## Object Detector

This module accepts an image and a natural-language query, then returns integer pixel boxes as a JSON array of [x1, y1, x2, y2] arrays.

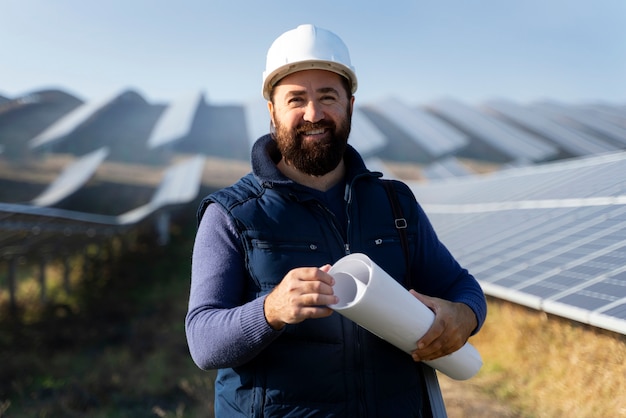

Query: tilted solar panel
[[410, 152, 626, 335], [427, 98, 560, 162], [484, 99, 619, 156], [368, 98, 469, 157]]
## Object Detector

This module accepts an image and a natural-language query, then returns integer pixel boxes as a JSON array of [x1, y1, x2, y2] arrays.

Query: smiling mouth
[[297, 121, 334, 138], [303, 128, 326, 136]]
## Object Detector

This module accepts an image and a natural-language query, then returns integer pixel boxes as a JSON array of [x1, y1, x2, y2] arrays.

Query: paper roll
[[328, 253, 482, 380]]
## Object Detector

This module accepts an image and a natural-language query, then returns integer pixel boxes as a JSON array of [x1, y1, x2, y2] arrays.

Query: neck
[[277, 159, 345, 192]]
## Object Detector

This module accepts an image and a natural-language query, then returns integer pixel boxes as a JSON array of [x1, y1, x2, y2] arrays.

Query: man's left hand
[[408, 290, 477, 362]]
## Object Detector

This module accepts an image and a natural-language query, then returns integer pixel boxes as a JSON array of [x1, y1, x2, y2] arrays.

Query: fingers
[[264, 266, 338, 330]]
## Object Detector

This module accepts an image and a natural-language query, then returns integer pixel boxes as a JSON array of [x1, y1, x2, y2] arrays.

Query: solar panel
[[409, 151, 626, 335], [530, 101, 626, 147], [427, 98, 560, 162], [576, 104, 626, 130], [31, 147, 109, 207], [368, 98, 469, 157], [243, 98, 269, 148], [421, 157, 471, 180], [348, 108, 388, 156], [29, 91, 123, 149], [147, 92, 203, 149], [118, 155, 205, 224], [364, 157, 397, 180], [484, 99, 619, 156]]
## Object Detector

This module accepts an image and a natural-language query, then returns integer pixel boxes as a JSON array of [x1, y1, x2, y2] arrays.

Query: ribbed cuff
[[240, 295, 284, 349]]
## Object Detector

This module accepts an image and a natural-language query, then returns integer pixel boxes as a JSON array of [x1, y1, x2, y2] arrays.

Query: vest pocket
[[247, 238, 331, 289], [252, 239, 320, 252]]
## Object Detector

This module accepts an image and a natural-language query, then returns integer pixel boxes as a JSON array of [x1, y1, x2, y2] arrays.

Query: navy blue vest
[[203, 141, 426, 416]]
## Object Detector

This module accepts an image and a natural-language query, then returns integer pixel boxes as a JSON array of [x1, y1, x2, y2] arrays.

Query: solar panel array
[[0, 155, 206, 256], [409, 152, 626, 335], [1, 87, 625, 335]]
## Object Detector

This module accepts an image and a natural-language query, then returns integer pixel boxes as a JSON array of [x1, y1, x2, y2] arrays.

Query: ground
[[440, 375, 522, 418]]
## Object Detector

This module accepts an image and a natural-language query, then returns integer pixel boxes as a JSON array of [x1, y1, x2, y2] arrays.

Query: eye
[[287, 96, 304, 105]]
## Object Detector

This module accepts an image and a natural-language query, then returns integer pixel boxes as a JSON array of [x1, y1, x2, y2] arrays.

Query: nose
[[303, 100, 324, 123]]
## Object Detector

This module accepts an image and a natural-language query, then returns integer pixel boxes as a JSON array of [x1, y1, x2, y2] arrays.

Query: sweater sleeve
[[412, 202, 487, 335], [185, 203, 283, 370]]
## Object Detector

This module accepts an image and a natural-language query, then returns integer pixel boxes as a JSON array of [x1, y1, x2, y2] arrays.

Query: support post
[[63, 255, 71, 293], [156, 211, 171, 246], [7, 257, 17, 317], [38, 256, 47, 303]]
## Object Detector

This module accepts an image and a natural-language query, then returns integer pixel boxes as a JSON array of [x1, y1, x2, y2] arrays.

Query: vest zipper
[[314, 202, 350, 257], [342, 171, 379, 257]]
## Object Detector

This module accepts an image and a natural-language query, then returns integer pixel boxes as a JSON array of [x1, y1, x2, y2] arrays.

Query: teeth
[[304, 129, 325, 135]]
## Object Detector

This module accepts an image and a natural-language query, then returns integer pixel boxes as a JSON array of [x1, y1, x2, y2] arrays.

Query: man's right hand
[[264, 265, 338, 330]]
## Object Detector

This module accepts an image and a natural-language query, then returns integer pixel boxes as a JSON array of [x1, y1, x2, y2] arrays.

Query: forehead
[[273, 69, 345, 95]]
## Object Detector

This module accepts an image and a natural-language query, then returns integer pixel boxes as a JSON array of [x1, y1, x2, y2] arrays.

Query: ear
[[267, 101, 275, 127]]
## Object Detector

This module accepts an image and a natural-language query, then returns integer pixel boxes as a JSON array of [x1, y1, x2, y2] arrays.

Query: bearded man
[[185, 24, 486, 417]]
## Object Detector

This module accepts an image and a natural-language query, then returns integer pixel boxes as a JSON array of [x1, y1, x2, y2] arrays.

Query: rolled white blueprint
[[328, 253, 482, 380]]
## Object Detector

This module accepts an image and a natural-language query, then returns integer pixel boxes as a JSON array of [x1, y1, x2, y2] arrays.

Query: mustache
[[295, 120, 335, 135]]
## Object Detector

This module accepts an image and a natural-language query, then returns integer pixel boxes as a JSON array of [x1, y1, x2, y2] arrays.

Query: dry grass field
[[445, 298, 626, 418]]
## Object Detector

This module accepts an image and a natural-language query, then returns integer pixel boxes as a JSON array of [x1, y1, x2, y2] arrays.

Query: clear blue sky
[[2, 0, 625, 105]]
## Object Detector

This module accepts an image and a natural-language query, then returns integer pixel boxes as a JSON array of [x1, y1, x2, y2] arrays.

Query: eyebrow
[[285, 87, 340, 97]]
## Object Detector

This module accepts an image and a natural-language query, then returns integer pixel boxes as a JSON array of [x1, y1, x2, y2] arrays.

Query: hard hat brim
[[262, 60, 358, 100]]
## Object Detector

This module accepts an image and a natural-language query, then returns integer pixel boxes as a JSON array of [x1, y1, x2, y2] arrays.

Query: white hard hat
[[262, 24, 358, 100]]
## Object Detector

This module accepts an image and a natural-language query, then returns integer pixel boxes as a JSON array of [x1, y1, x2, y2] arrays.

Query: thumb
[[319, 264, 332, 273], [410, 289, 436, 311]]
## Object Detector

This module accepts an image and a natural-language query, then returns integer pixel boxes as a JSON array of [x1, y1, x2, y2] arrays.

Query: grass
[[465, 298, 626, 417], [0, 217, 216, 417], [1, 213, 625, 417]]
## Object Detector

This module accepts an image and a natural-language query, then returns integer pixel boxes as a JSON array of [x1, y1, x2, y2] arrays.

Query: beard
[[272, 105, 352, 177]]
